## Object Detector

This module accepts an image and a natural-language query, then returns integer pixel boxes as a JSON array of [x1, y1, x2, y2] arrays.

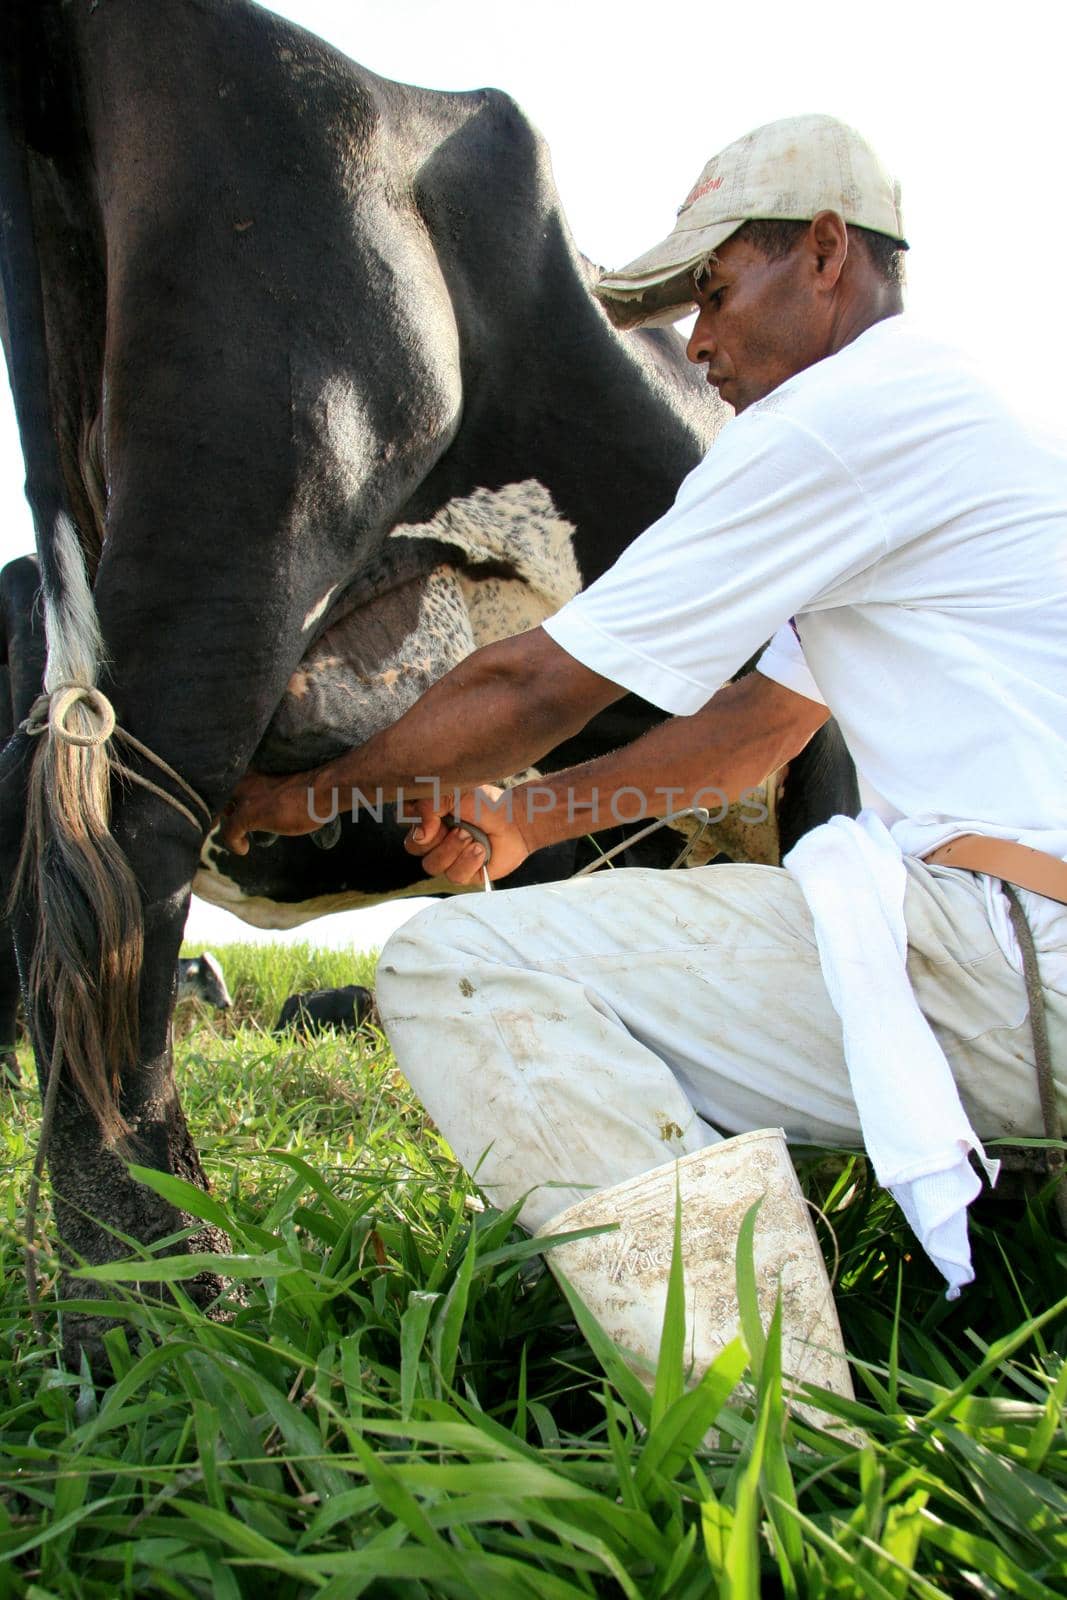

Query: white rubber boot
[[537, 1127, 854, 1418]]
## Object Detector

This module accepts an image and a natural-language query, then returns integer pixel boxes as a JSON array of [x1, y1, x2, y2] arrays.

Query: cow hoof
[[310, 817, 343, 850]]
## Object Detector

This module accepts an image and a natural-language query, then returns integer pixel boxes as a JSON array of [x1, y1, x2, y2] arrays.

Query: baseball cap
[[595, 113, 907, 330]]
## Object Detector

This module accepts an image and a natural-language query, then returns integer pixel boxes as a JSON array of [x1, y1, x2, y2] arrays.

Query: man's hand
[[405, 786, 534, 884], [218, 771, 326, 856]]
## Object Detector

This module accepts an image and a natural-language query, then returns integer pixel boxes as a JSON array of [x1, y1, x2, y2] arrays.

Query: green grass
[[1, 941, 1064, 1598]]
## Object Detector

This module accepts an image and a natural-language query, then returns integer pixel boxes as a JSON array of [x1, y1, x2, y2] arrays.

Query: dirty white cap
[[595, 113, 906, 330]]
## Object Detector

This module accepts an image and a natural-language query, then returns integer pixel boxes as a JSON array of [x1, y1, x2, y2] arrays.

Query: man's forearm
[[503, 672, 829, 852], [304, 627, 623, 810]]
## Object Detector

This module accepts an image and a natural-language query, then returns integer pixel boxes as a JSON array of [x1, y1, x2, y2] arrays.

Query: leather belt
[[923, 834, 1067, 906]]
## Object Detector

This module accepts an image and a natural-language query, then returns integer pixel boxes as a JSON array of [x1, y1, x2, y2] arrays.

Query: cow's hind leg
[[24, 442, 458, 1367], [0, 556, 47, 1085], [0, 934, 22, 1084], [5, 541, 235, 1369]]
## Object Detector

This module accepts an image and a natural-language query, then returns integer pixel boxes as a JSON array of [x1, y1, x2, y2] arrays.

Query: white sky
[[1, 0, 1062, 950]]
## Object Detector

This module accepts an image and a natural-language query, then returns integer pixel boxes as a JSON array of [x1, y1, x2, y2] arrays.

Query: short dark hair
[[731, 217, 907, 288]]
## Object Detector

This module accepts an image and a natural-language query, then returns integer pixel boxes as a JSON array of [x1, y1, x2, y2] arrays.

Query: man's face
[[685, 229, 832, 412]]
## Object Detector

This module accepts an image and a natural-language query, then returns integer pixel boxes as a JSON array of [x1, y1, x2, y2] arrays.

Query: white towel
[[784, 812, 999, 1297]]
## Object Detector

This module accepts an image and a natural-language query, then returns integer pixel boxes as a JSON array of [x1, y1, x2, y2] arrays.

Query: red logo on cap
[[682, 175, 723, 210]]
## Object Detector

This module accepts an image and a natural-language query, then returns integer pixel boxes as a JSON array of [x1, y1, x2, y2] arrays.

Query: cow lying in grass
[[273, 984, 376, 1038]]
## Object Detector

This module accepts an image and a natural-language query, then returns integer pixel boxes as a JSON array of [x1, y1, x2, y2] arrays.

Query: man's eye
[[693, 266, 725, 306]]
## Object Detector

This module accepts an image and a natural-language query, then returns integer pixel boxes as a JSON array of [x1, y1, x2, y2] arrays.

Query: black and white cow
[[177, 953, 233, 1011], [0, 0, 856, 1356]]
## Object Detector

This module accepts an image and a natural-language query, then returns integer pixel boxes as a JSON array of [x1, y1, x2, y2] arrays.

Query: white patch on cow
[[392, 480, 581, 645], [261, 482, 580, 764], [192, 858, 474, 928], [263, 564, 477, 757], [199, 834, 228, 876], [454, 568, 555, 648], [43, 512, 105, 692], [302, 584, 338, 634], [196, 824, 477, 928], [177, 949, 234, 1007], [199, 950, 234, 1007], [314, 375, 379, 498]]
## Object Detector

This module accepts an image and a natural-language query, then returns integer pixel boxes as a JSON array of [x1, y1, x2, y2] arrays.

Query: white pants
[[376, 861, 1066, 1232]]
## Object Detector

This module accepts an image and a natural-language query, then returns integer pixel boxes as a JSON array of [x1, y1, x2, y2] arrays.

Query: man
[[223, 114, 1066, 1372]]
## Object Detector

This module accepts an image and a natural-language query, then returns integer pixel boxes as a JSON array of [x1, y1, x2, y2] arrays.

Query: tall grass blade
[[74, 1252, 302, 1282], [701, 1492, 734, 1584], [125, 1163, 236, 1239], [734, 1197, 766, 1384], [923, 1294, 1067, 1422], [1025, 1357, 1067, 1474], [265, 1150, 353, 1226], [170, 1500, 316, 1580], [755, 1300, 802, 1599], [724, 1404, 764, 1600], [907, 1512, 1058, 1600], [637, 1338, 748, 1494], [768, 1500, 925, 1600], [433, 1222, 477, 1389], [880, 1489, 930, 1600], [400, 1289, 439, 1418], [651, 1172, 687, 1427]]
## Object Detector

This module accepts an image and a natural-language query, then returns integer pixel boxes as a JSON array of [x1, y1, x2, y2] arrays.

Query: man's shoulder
[[752, 315, 940, 418], [742, 314, 1006, 461]]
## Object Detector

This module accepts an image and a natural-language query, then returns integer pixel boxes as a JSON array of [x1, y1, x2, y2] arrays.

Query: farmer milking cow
[[225, 114, 1067, 1390], [1, 0, 860, 1359]]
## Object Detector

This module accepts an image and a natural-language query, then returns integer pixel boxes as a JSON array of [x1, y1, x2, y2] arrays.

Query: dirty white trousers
[[375, 860, 1067, 1233]]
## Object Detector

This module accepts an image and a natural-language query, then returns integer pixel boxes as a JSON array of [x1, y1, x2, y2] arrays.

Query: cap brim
[[594, 218, 745, 330]]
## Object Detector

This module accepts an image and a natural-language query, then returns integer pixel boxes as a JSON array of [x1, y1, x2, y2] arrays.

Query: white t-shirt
[[543, 314, 1067, 980]]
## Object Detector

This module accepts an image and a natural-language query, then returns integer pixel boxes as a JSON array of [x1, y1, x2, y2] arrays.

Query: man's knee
[[376, 897, 493, 1016], [377, 903, 450, 1004]]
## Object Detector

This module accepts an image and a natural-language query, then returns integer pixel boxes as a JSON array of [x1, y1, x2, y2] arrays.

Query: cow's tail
[[12, 517, 144, 1146], [2, 4, 142, 1146]]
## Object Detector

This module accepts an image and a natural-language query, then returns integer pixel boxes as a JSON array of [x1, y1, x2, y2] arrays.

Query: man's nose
[[686, 313, 716, 366]]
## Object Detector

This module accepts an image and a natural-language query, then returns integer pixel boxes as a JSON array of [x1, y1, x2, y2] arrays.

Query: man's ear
[[806, 210, 848, 288]]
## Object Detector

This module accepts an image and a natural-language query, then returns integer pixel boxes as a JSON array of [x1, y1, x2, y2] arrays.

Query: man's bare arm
[[522, 671, 829, 846], [219, 627, 623, 854], [412, 672, 830, 881]]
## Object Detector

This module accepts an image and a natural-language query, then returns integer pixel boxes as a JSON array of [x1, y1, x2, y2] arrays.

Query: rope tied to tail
[[21, 683, 212, 833], [22, 684, 115, 746], [17, 681, 213, 1339]]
